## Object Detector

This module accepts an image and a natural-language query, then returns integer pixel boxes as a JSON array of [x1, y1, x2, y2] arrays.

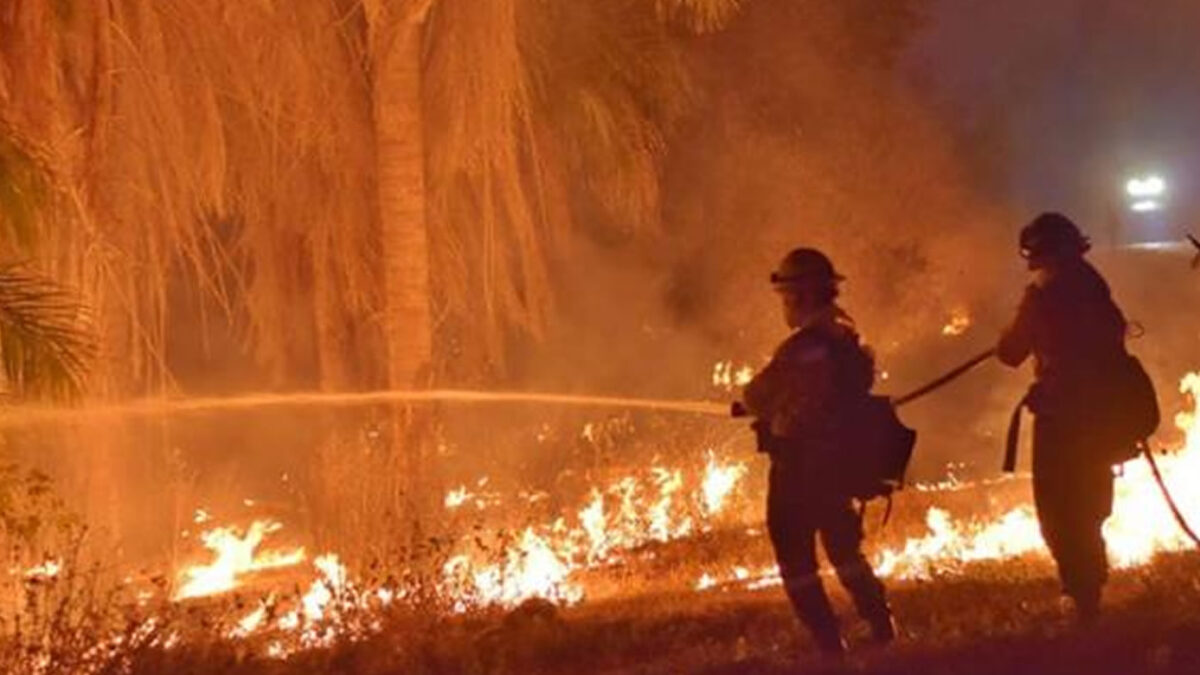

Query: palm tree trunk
[[372, 14, 433, 525]]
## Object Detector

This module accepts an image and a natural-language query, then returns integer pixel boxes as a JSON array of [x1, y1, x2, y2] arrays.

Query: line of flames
[[27, 371, 1200, 659]]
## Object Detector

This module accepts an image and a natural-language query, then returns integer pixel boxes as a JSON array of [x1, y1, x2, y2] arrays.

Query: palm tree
[[0, 120, 93, 402], [364, 0, 744, 384], [356, 0, 745, 518], [0, 0, 745, 544]]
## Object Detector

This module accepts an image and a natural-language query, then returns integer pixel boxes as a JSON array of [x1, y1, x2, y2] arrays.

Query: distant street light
[[1126, 174, 1166, 199]]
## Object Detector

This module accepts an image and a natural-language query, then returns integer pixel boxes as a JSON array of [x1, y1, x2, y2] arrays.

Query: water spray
[[0, 349, 1000, 428], [0, 389, 731, 427]]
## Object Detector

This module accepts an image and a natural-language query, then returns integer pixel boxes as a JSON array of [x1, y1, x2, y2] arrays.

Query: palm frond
[[655, 0, 744, 33], [0, 264, 94, 402], [0, 120, 52, 255]]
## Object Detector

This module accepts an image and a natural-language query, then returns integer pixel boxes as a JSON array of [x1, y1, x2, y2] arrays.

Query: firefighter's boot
[[840, 566, 896, 645], [1070, 587, 1101, 626], [785, 582, 845, 656]]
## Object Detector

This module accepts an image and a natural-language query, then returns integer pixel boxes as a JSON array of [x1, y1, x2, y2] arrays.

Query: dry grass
[[25, 550, 1180, 675]]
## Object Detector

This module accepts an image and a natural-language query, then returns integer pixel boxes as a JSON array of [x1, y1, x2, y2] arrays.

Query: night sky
[[909, 0, 1200, 242]]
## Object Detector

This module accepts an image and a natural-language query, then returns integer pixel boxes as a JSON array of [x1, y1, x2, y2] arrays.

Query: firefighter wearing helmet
[[738, 248, 896, 656], [998, 212, 1131, 622]]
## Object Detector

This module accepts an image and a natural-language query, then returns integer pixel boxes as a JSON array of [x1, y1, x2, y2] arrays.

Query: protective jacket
[[742, 306, 874, 456], [998, 259, 1127, 417]]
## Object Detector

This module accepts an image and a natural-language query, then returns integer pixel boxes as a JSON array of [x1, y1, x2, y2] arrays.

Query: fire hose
[[734, 346, 1200, 547], [1140, 442, 1200, 547], [890, 348, 997, 408], [883, 348, 1200, 549], [727, 347, 997, 419]]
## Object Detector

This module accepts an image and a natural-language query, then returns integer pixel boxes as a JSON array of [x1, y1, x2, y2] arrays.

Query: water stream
[[0, 389, 733, 427]]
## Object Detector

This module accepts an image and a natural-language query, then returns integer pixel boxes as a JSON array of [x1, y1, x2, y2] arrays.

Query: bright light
[[1126, 175, 1166, 199], [1130, 200, 1162, 213]]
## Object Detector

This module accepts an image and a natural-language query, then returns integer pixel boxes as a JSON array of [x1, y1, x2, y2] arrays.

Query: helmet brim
[[769, 271, 846, 285]]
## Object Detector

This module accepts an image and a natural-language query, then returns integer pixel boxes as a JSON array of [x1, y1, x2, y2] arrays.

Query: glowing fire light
[[696, 371, 1200, 592], [941, 310, 972, 336], [175, 520, 306, 600], [171, 373, 1200, 660], [712, 361, 755, 391], [649, 467, 692, 541], [230, 600, 271, 638], [700, 450, 747, 515], [444, 486, 471, 509], [22, 559, 62, 580]]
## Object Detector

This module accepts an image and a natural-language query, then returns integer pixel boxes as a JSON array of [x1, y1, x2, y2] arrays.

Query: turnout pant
[[1032, 416, 1115, 605], [766, 461, 891, 647]]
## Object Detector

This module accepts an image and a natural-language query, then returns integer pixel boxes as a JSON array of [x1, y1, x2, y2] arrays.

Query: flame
[[173, 375, 1200, 656], [41, 369, 1200, 668], [649, 467, 691, 541], [201, 452, 749, 633], [700, 450, 747, 515], [941, 310, 972, 336], [443, 528, 582, 610], [168, 372, 1200, 661], [890, 376, 1200, 575], [278, 554, 348, 631], [435, 454, 746, 609], [21, 559, 62, 580], [874, 506, 1043, 579], [697, 371, 1200, 593], [175, 520, 306, 600], [712, 361, 755, 390], [1101, 371, 1200, 566], [444, 486, 471, 509], [230, 600, 270, 638]]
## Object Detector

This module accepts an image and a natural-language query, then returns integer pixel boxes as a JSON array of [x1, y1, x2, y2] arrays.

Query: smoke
[[501, 0, 1020, 480], [511, 0, 1200, 481]]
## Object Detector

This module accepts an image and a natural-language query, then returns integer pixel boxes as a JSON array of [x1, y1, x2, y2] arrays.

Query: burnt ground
[[139, 549, 1200, 674]]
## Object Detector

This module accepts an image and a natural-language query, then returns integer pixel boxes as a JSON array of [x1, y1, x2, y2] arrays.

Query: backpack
[[838, 395, 917, 500], [1003, 352, 1159, 471], [822, 330, 916, 500], [1091, 352, 1159, 464]]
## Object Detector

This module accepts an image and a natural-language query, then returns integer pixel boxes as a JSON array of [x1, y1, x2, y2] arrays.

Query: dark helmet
[[770, 248, 845, 288], [1019, 212, 1091, 262]]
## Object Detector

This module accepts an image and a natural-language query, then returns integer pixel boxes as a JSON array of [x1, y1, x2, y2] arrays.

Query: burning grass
[[1, 371, 1199, 672]]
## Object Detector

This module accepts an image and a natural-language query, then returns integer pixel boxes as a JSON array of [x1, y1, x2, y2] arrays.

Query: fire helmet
[[770, 248, 845, 288], [1019, 212, 1091, 262]]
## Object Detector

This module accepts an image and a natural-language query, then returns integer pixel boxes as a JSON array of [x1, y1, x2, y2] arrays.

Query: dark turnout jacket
[[742, 306, 874, 452], [997, 259, 1127, 415]]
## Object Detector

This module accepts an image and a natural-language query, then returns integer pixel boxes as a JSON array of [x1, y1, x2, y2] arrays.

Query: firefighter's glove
[[750, 419, 779, 455]]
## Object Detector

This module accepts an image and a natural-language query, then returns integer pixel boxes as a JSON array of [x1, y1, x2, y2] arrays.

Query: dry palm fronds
[[0, 264, 94, 402]]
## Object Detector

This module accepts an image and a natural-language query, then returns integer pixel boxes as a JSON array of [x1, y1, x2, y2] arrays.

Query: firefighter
[[997, 212, 1128, 622], [738, 248, 895, 655]]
